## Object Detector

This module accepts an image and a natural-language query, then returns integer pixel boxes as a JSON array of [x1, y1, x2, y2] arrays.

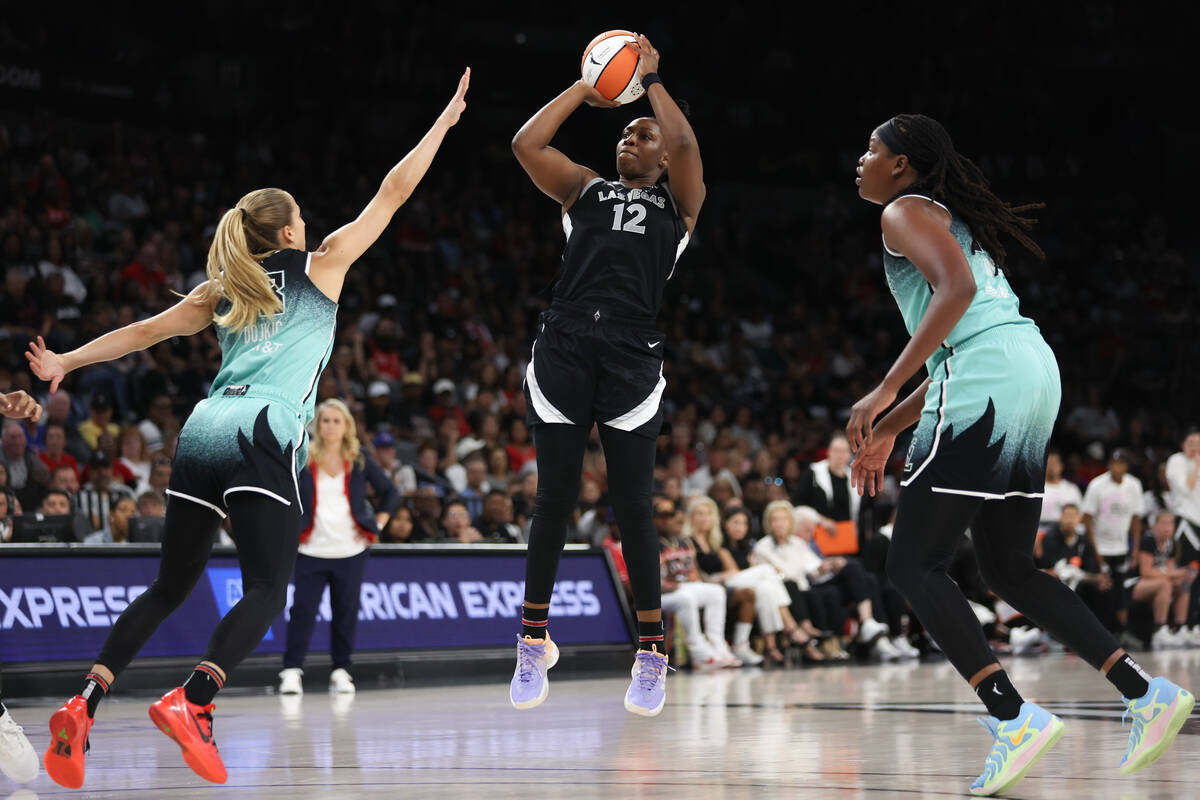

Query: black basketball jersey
[[553, 177, 690, 319]]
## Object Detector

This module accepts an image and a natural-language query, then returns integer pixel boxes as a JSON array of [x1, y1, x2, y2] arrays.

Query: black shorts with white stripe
[[167, 405, 300, 519], [524, 302, 666, 440]]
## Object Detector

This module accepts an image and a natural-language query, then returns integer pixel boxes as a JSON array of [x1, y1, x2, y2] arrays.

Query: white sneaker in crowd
[[873, 636, 903, 661], [733, 642, 764, 666], [858, 618, 889, 644], [891, 636, 921, 659], [1010, 627, 1046, 656], [1151, 627, 1180, 651], [329, 668, 356, 694], [278, 667, 303, 695]]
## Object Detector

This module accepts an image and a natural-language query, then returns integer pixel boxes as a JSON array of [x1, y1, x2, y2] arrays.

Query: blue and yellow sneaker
[[969, 702, 1065, 796], [1119, 676, 1194, 774]]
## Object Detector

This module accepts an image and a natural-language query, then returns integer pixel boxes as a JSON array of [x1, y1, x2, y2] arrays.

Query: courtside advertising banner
[[0, 549, 631, 663]]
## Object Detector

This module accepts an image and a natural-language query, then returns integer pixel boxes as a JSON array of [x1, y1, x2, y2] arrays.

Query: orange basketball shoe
[[43, 695, 92, 789], [148, 687, 227, 783]]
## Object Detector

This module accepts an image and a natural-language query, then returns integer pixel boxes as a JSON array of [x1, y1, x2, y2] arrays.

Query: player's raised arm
[[511, 83, 611, 209], [26, 283, 217, 393], [630, 34, 705, 231], [308, 68, 470, 298]]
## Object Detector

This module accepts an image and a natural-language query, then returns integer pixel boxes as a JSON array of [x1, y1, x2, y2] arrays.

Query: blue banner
[[0, 549, 631, 663]]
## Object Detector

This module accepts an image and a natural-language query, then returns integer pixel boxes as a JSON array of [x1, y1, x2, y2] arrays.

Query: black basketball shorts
[[524, 303, 666, 439]]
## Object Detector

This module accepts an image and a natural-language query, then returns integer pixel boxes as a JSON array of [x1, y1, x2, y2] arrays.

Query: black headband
[[876, 118, 903, 156]]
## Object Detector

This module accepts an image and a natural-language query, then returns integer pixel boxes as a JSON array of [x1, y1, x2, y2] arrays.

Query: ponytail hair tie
[[239, 207, 247, 222]]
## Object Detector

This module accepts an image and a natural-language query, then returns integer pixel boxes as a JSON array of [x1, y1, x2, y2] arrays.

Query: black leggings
[[524, 424, 660, 612], [97, 493, 301, 680], [887, 488, 1120, 682]]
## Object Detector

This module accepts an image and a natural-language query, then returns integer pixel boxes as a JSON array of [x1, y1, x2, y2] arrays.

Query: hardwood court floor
[[5, 649, 1198, 799]]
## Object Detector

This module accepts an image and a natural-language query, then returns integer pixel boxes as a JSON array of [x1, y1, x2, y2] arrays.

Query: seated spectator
[[459, 452, 491, 522], [753, 501, 849, 661], [1135, 511, 1198, 649], [792, 505, 896, 656], [382, 504, 423, 543], [511, 468, 538, 531], [1040, 450, 1082, 528], [370, 431, 408, 490], [441, 499, 482, 543], [48, 463, 92, 540], [411, 486, 444, 540], [77, 392, 119, 451], [504, 418, 535, 475], [486, 447, 511, 491], [1165, 430, 1200, 565], [475, 490, 523, 543], [429, 378, 470, 438], [1, 420, 49, 510], [0, 487, 13, 541], [39, 489, 72, 517], [1035, 502, 1117, 636], [117, 426, 151, 489], [78, 451, 136, 531], [137, 490, 166, 517], [138, 393, 177, 458], [84, 496, 137, 543], [414, 439, 452, 496], [36, 422, 79, 482], [683, 497, 765, 665], [135, 456, 172, 497], [656, 497, 739, 669]]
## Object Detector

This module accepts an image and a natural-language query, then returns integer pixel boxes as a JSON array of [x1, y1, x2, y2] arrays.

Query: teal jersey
[[210, 248, 337, 428], [882, 194, 1037, 376]]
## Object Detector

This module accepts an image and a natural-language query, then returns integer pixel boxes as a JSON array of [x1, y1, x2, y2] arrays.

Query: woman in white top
[[279, 399, 398, 695], [685, 496, 812, 664], [116, 426, 151, 490]]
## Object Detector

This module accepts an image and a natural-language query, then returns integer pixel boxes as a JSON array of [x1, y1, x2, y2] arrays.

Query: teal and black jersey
[[882, 194, 1037, 377], [883, 195, 1061, 500], [210, 248, 338, 421], [167, 249, 337, 515]]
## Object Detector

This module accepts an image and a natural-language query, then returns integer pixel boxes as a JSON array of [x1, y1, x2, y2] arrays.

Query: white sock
[[734, 622, 753, 646]]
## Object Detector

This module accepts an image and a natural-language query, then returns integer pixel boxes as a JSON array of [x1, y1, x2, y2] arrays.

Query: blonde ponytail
[[204, 188, 295, 331]]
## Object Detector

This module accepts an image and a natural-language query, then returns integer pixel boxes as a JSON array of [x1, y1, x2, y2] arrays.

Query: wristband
[[641, 72, 662, 91]]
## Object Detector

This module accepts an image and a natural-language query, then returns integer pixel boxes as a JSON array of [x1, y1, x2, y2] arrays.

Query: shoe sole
[[970, 717, 1065, 797], [1120, 690, 1196, 775], [44, 707, 87, 789], [510, 642, 558, 710], [624, 694, 666, 717], [148, 703, 227, 784]]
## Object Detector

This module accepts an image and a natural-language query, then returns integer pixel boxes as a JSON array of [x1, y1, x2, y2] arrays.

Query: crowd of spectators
[[2, 6, 1197, 663]]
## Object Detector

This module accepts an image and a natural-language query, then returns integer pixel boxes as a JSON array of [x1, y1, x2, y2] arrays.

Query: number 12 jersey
[[554, 177, 690, 319]]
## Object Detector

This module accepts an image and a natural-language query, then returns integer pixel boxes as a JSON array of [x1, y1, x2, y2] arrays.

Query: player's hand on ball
[[439, 67, 471, 127], [628, 34, 659, 79], [574, 80, 620, 108]]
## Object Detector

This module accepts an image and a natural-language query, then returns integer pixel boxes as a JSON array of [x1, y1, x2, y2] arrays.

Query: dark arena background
[[0, 3, 1197, 799]]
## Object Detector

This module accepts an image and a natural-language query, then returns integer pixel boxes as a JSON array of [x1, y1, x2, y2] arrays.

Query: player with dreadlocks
[[847, 114, 1193, 796]]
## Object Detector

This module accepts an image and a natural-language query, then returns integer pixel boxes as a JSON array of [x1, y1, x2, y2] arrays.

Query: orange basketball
[[580, 30, 644, 105]]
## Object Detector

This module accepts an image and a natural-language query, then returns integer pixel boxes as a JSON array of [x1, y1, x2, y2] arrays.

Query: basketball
[[581, 30, 644, 105]]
